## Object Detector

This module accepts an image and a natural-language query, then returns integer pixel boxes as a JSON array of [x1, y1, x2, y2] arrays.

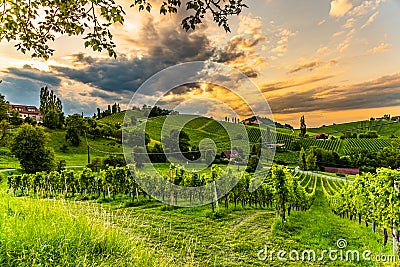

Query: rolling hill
[[307, 119, 400, 138], [100, 112, 400, 156]]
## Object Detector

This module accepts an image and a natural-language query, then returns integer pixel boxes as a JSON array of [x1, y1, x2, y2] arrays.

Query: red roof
[[9, 104, 41, 115], [221, 150, 240, 159]]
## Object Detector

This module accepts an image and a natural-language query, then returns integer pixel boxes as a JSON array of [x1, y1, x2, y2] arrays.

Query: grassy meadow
[[0, 173, 394, 267]]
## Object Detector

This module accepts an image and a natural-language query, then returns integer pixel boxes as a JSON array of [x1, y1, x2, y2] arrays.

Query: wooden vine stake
[[393, 180, 399, 256], [170, 166, 174, 206]]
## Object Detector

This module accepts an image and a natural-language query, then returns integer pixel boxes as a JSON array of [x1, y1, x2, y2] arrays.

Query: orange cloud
[[329, 0, 353, 17], [361, 11, 379, 29], [367, 43, 391, 54]]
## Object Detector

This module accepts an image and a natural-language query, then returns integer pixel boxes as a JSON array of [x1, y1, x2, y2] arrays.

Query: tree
[[306, 150, 317, 171], [148, 143, 167, 163], [87, 157, 103, 172], [246, 155, 259, 173], [0, 1, 247, 59], [0, 119, 10, 140], [124, 128, 150, 147], [11, 124, 55, 173], [0, 93, 8, 121], [272, 165, 289, 223], [290, 139, 301, 151], [299, 115, 307, 138], [43, 109, 61, 129], [103, 155, 126, 167], [161, 129, 194, 160], [66, 125, 80, 147], [24, 116, 36, 125], [65, 114, 85, 146], [9, 110, 22, 125], [112, 103, 118, 114], [299, 147, 306, 171], [133, 146, 146, 168], [40, 86, 64, 129]]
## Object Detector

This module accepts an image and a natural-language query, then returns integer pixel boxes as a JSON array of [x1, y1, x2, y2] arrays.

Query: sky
[[0, 0, 399, 128]]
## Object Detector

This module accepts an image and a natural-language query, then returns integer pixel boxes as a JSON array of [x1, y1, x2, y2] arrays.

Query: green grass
[[269, 177, 391, 266], [46, 129, 123, 166], [0, 174, 395, 266], [0, 191, 174, 266], [0, 146, 20, 169]]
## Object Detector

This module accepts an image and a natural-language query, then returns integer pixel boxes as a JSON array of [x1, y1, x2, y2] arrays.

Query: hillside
[[307, 119, 400, 138], [45, 129, 122, 166], [98, 109, 145, 124], [2, 114, 399, 169], [60, 115, 400, 166]]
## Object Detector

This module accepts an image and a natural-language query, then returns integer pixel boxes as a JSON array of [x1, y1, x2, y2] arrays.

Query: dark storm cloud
[[0, 77, 42, 106], [129, 12, 215, 62], [51, 15, 215, 97], [5, 65, 61, 86], [52, 55, 166, 95], [0, 65, 62, 108], [269, 73, 400, 114], [3, 11, 264, 110]]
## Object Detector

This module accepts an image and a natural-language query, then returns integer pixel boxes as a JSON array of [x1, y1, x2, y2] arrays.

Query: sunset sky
[[0, 0, 399, 127]]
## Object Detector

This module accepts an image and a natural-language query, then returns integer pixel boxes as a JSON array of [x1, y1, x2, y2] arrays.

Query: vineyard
[[309, 119, 400, 138], [322, 168, 400, 247], [6, 165, 316, 219], [273, 134, 398, 155], [98, 110, 127, 124], [341, 138, 397, 154], [298, 139, 342, 152], [97, 113, 400, 158], [3, 164, 397, 266]]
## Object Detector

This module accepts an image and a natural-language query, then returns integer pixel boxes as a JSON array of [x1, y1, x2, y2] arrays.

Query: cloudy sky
[[0, 0, 399, 127]]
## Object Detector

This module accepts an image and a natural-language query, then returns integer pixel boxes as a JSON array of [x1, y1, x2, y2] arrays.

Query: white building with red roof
[[9, 104, 43, 123]]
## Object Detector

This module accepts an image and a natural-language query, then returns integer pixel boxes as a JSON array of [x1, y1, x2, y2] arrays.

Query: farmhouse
[[221, 150, 240, 160], [315, 133, 329, 140], [241, 116, 262, 125], [9, 104, 43, 123]]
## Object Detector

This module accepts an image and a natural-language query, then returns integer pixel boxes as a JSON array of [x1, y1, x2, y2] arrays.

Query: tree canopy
[[11, 124, 55, 173], [0, 93, 9, 121], [40, 86, 64, 129], [0, 0, 247, 59]]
